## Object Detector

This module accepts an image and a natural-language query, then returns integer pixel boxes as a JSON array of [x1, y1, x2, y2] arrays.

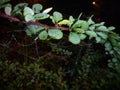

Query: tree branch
[[26, 21, 70, 31], [0, 11, 70, 31], [0, 11, 20, 22]]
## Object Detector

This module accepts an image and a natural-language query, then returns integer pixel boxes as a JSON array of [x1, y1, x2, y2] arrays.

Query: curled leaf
[[42, 7, 53, 14]]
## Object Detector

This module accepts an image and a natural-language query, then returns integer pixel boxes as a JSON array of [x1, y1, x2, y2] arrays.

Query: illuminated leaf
[[72, 20, 85, 29], [108, 26, 115, 31], [69, 16, 75, 26], [69, 16, 75, 23], [42, 7, 53, 14], [105, 42, 112, 51], [50, 16, 55, 24], [25, 14, 34, 22], [58, 20, 71, 26], [81, 21, 89, 30], [86, 31, 97, 38], [97, 32, 108, 39], [48, 29, 63, 39], [53, 11, 63, 23], [74, 28, 85, 33], [97, 26, 107, 31], [69, 32, 80, 44], [88, 15, 95, 25], [89, 26, 95, 31], [24, 7, 34, 16], [92, 22, 105, 27], [95, 36, 101, 43], [34, 13, 49, 20], [38, 30, 48, 40], [79, 34, 86, 40]]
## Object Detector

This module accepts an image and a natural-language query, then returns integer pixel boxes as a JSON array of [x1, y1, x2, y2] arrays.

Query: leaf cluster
[[1, 2, 120, 74]]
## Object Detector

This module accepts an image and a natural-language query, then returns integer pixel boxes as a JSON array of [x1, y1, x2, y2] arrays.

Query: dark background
[[44, 0, 120, 32]]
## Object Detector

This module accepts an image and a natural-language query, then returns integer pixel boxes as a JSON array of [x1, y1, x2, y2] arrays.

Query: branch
[[26, 21, 70, 31], [0, 11, 20, 22], [0, 11, 88, 46], [0, 11, 70, 31]]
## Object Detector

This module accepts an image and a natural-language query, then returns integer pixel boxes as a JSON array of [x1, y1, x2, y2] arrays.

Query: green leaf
[[108, 62, 113, 68], [38, 30, 48, 40], [95, 36, 101, 43], [112, 58, 118, 63], [69, 16, 75, 23], [109, 32, 120, 40], [113, 47, 120, 55], [105, 42, 112, 51], [69, 32, 80, 44], [71, 20, 85, 29], [58, 20, 72, 26], [69, 16, 75, 27], [12, 10, 23, 18], [92, 22, 105, 27], [25, 25, 44, 36], [108, 26, 115, 31], [32, 4, 43, 13], [23, 7, 34, 16], [25, 14, 34, 22], [97, 26, 108, 31], [86, 31, 97, 38], [97, 32, 108, 40], [12, 3, 28, 17], [34, 13, 49, 20], [50, 16, 55, 24], [74, 28, 85, 33], [48, 29, 63, 39], [53, 11, 63, 23], [79, 34, 86, 40], [12, 3, 28, 13], [81, 21, 89, 30], [89, 26, 95, 31], [87, 16, 95, 25]]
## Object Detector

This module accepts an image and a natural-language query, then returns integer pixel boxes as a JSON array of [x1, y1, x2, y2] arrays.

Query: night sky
[[45, 0, 120, 32]]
